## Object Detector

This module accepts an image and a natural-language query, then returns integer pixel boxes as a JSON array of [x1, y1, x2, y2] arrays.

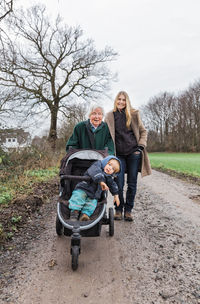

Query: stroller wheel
[[56, 214, 63, 236], [109, 207, 114, 236], [71, 245, 79, 270]]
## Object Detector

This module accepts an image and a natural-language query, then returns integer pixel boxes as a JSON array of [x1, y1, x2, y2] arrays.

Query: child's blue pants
[[69, 189, 97, 217]]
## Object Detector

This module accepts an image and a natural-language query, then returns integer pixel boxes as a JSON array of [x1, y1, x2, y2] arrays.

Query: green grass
[[25, 167, 59, 181], [0, 167, 59, 205], [149, 153, 200, 178], [0, 190, 13, 205]]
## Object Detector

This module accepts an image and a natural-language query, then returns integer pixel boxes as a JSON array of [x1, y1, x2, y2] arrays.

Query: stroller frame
[[56, 149, 114, 270]]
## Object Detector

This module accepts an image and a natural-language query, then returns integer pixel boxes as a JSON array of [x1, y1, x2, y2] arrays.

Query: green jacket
[[66, 120, 114, 155]]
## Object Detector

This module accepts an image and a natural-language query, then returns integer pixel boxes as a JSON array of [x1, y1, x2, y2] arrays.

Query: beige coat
[[105, 110, 152, 177]]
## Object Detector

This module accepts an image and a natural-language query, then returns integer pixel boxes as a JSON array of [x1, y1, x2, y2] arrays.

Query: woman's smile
[[116, 94, 126, 111]]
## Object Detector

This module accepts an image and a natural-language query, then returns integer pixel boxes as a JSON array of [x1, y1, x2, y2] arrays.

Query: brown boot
[[124, 211, 133, 222], [79, 213, 90, 221], [114, 211, 122, 220]]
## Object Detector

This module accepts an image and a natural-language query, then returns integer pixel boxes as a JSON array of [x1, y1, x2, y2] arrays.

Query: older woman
[[105, 91, 151, 221], [66, 104, 114, 155]]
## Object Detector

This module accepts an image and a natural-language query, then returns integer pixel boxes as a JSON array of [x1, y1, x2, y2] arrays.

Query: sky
[[14, 0, 200, 134]]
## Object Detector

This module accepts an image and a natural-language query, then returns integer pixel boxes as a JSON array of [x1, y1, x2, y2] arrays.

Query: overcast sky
[[15, 0, 200, 134]]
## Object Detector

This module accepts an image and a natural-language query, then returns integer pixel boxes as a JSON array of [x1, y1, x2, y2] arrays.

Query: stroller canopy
[[66, 150, 105, 164]]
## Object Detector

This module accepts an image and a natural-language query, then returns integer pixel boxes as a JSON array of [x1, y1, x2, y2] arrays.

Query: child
[[69, 155, 121, 221]]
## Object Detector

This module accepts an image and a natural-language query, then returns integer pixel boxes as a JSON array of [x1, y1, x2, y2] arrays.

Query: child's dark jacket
[[74, 156, 120, 200]]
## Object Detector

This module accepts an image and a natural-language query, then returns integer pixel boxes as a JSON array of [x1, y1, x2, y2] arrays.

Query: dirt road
[[0, 170, 200, 304]]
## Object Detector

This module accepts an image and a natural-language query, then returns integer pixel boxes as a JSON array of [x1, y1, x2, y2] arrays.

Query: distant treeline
[[141, 79, 200, 152]]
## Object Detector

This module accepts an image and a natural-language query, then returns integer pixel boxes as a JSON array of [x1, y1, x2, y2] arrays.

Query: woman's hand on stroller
[[113, 194, 120, 206], [100, 181, 109, 191]]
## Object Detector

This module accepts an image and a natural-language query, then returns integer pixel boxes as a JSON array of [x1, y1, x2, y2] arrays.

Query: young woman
[[105, 91, 151, 221]]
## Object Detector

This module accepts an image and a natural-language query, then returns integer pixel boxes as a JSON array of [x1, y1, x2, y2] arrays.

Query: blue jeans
[[116, 151, 141, 213]]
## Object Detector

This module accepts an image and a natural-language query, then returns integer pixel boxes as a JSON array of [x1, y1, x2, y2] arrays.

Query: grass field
[[149, 153, 200, 178]]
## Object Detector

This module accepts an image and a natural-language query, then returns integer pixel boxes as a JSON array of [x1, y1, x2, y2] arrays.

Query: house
[[0, 128, 31, 151]]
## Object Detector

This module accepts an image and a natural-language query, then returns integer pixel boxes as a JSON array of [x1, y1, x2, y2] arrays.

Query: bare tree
[[0, 0, 13, 21], [0, 5, 117, 148], [0, 29, 20, 122], [141, 92, 174, 150], [141, 79, 200, 152], [57, 102, 88, 149], [0, 86, 17, 115], [179, 80, 200, 151]]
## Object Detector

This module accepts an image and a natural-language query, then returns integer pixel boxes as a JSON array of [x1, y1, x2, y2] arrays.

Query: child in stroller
[[56, 148, 121, 270], [68, 155, 120, 221]]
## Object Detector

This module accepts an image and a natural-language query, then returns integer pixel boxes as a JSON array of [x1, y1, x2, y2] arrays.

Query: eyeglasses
[[91, 112, 103, 116]]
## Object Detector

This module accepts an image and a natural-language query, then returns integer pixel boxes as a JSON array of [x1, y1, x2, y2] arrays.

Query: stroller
[[56, 148, 115, 270]]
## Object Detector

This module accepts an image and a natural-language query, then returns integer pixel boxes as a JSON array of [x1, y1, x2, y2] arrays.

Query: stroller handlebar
[[60, 175, 91, 182]]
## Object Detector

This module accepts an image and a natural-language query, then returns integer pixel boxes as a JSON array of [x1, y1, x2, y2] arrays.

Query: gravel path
[[0, 170, 200, 304], [118, 171, 200, 303]]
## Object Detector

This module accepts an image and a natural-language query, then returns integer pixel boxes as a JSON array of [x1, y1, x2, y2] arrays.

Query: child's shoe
[[79, 213, 90, 221], [70, 210, 79, 221]]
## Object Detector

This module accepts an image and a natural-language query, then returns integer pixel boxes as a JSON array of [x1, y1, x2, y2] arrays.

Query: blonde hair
[[108, 159, 120, 173], [113, 91, 135, 128]]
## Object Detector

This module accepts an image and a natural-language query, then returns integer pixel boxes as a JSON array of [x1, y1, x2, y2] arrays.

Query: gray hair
[[88, 103, 105, 117]]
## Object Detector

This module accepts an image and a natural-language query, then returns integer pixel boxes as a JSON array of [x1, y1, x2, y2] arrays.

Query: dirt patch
[[0, 179, 59, 249], [189, 194, 200, 205]]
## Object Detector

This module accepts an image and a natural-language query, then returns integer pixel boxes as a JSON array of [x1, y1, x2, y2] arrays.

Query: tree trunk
[[48, 105, 58, 150]]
